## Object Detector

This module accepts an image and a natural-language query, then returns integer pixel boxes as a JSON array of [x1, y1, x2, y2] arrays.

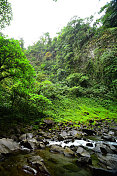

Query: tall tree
[[0, 36, 35, 85], [0, 0, 12, 29], [99, 0, 117, 28]]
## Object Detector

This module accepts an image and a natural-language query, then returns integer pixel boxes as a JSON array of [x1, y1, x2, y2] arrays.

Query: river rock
[[63, 147, 74, 157], [19, 133, 33, 141], [22, 165, 37, 175], [94, 143, 113, 154], [90, 166, 117, 176], [58, 134, 65, 141], [38, 142, 45, 149], [28, 156, 51, 176], [101, 135, 116, 142], [0, 138, 20, 154], [50, 145, 64, 154], [43, 119, 54, 127], [76, 156, 92, 166], [82, 129, 96, 135], [19, 134, 27, 141], [97, 153, 117, 170], [20, 138, 38, 150], [86, 142, 94, 147], [76, 146, 91, 158]]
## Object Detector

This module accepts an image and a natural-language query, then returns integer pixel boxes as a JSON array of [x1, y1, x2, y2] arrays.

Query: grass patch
[[48, 97, 117, 124]]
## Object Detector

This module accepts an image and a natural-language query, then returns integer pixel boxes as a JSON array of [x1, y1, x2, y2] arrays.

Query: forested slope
[[26, 19, 117, 101], [0, 0, 117, 129]]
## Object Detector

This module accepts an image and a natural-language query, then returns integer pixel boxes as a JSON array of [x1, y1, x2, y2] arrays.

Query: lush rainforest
[[0, 0, 117, 130]]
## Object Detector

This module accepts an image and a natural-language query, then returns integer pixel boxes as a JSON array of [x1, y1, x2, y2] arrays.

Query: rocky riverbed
[[0, 119, 117, 176]]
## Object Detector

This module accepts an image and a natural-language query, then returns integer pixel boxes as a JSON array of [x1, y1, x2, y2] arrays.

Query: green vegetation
[[99, 0, 117, 28], [0, 0, 12, 29], [0, 0, 117, 130], [50, 97, 117, 124]]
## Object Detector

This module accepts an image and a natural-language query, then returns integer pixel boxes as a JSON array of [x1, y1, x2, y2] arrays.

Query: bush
[[66, 73, 90, 88]]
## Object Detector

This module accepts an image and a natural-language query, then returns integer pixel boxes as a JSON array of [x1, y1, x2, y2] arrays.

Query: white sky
[[1, 0, 110, 48]]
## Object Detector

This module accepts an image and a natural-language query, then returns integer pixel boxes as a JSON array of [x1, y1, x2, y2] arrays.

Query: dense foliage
[[99, 0, 117, 28], [0, 0, 12, 29], [26, 16, 117, 101], [0, 37, 51, 123], [0, 0, 117, 127]]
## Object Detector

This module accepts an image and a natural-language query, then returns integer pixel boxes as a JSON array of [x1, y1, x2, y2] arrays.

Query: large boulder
[[76, 156, 92, 166], [93, 143, 114, 154], [97, 153, 117, 170], [76, 146, 91, 158], [0, 138, 20, 154], [63, 147, 74, 157], [50, 145, 64, 154], [90, 166, 117, 176], [19, 133, 38, 150], [28, 156, 51, 176], [20, 138, 38, 150]]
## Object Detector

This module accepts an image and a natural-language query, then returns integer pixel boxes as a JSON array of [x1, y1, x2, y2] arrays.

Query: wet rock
[[19, 134, 27, 141], [26, 133, 33, 139], [109, 145, 117, 154], [22, 165, 37, 175], [86, 142, 94, 147], [50, 145, 64, 154], [90, 166, 117, 176], [28, 156, 51, 176], [101, 135, 116, 142], [110, 127, 117, 136], [94, 143, 113, 154], [20, 138, 38, 150], [76, 146, 91, 158], [60, 131, 68, 137], [0, 138, 20, 154], [43, 119, 54, 127], [82, 129, 96, 135], [19, 133, 33, 141], [108, 131, 115, 136], [58, 134, 65, 141], [63, 147, 74, 157], [38, 142, 45, 149], [42, 133, 52, 139], [28, 155, 44, 164], [97, 153, 117, 170], [76, 156, 92, 166]]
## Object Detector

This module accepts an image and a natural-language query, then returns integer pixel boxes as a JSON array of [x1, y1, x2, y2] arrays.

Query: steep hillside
[[26, 19, 117, 100]]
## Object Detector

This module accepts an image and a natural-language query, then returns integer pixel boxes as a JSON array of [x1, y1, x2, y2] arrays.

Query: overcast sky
[[1, 0, 110, 47]]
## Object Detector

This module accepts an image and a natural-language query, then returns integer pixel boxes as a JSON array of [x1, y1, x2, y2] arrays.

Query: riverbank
[[0, 119, 117, 176]]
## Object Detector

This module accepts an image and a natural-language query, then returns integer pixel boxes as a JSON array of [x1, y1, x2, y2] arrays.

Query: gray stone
[[22, 165, 37, 175], [63, 147, 74, 157], [76, 156, 92, 166], [0, 138, 20, 154], [50, 145, 64, 154], [90, 166, 117, 176], [20, 138, 38, 150], [76, 146, 91, 158], [28, 156, 51, 176], [94, 143, 113, 154], [98, 153, 117, 170]]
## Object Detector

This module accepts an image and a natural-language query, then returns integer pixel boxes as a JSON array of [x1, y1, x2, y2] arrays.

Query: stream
[[0, 137, 117, 176], [0, 120, 117, 176]]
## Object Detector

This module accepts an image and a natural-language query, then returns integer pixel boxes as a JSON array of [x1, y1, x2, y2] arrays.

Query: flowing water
[[0, 138, 117, 176]]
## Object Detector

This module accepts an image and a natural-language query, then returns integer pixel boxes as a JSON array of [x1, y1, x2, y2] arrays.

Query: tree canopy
[[99, 0, 117, 28], [0, 36, 35, 84], [0, 0, 12, 29]]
